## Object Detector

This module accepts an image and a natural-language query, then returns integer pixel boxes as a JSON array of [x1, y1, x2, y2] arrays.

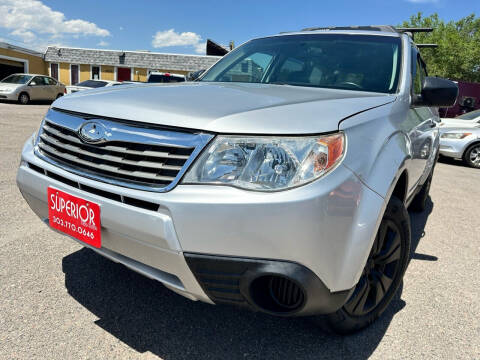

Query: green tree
[[401, 13, 480, 82]]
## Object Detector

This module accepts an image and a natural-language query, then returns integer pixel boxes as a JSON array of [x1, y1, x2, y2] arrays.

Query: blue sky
[[1, 0, 479, 54]]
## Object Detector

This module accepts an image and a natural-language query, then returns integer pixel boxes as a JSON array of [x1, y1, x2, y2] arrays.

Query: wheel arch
[[463, 141, 480, 158]]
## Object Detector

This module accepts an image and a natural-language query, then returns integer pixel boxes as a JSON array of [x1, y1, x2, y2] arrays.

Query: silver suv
[[17, 26, 457, 333]]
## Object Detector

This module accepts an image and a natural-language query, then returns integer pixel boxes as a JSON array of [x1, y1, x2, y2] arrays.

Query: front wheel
[[18, 92, 30, 105], [463, 143, 480, 168], [325, 196, 411, 334]]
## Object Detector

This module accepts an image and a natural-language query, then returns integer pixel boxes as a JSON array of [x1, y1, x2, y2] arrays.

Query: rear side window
[[31, 76, 45, 85], [45, 77, 57, 85]]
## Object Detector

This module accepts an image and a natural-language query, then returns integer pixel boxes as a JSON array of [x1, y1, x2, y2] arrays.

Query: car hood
[[440, 118, 479, 128], [53, 82, 396, 134]]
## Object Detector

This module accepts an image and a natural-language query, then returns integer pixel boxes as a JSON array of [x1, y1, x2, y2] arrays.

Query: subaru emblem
[[78, 121, 107, 143]]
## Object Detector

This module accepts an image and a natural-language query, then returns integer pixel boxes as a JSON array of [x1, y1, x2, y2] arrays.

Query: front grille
[[35, 108, 212, 192], [27, 162, 159, 212]]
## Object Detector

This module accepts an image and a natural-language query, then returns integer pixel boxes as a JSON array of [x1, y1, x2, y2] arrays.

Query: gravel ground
[[0, 102, 479, 360]]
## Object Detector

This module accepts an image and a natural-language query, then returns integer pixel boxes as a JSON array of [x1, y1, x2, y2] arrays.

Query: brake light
[[164, 73, 170, 77], [64, 88, 67, 94]]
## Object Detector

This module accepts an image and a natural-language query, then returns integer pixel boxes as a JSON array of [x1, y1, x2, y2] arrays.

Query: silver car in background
[[16, 26, 458, 334], [439, 125, 480, 168], [0, 73, 65, 105]]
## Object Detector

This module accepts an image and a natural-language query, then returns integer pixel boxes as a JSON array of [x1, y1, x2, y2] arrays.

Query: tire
[[325, 196, 411, 334], [463, 143, 480, 169], [18, 92, 30, 105]]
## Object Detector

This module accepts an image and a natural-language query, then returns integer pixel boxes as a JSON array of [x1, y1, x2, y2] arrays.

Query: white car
[[0, 73, 65, 104], [439, 109, 480, 128], [66, 80, 122, 94]]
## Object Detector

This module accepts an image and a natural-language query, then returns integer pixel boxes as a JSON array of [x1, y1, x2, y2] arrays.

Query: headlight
[[182, 133, 345, 191], [441, 132, 472, 139]]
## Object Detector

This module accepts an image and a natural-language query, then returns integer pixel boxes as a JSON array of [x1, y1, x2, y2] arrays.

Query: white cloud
[[194, 42, 206, 54], [10, 28, 36, 43], [0, 0, 110, 47], [97, 40, 109, 47], [152, 29, 205, 54]]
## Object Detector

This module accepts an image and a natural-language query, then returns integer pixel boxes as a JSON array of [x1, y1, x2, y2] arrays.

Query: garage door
[[0, 58, 25, 80]]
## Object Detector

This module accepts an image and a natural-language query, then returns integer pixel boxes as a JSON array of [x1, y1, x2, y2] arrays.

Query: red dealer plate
[[48, 187, 101, 248]]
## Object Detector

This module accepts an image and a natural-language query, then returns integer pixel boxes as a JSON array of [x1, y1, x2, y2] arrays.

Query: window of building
[[70, 64, 79, 85], [91, 65, 100, 80], [50, 63, 59, 80]]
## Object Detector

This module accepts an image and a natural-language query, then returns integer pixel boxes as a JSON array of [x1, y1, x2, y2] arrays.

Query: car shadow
[[437, 155, 466, 168], [61, 199, 434, 359], [409, 197, 437, 262], [0, 99, 55, 105]]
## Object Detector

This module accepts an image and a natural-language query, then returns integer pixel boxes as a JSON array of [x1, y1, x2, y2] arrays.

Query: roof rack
[[298, 25, 437, 49], [301, 25, 397, 33]]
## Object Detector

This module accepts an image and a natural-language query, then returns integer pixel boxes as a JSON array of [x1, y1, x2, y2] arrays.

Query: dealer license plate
[[47, 187, 101, 248]]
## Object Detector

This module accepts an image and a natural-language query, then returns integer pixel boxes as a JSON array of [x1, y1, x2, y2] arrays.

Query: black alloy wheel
[[343, 219, 402, 317]]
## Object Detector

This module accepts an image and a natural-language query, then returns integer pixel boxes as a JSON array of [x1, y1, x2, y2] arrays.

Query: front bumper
[[0, 92, 19, 101], [439, 135, 479, 159], [17, 133, 386, 314]]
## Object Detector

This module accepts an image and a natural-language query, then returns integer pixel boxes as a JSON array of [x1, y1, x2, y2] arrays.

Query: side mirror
[[29, 81, 36, 86], [414, 77, 458, 107]]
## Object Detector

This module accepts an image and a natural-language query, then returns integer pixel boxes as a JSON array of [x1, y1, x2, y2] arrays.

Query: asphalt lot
[[0, 102, 479, 360]]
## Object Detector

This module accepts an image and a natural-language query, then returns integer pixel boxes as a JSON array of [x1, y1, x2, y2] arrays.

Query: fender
[[340, 103, 412, 202]]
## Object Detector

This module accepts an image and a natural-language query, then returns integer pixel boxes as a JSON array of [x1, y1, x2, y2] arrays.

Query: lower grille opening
[[250, 275, 305, 314]]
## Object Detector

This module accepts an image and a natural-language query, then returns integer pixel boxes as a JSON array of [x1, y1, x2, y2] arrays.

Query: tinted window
[[76, 80, 108, 88], [1, 74, 32, 84], [201, 34, 402, 93], [148, 74, 186, 83], [31, 76, 45, 85], [44, 77, 56, 85]]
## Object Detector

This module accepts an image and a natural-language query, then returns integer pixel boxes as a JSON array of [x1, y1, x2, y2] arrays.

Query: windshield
[[76, 80, 108, 88], [455, 109, 480, 120], [201, 34, 402, 93], [1, 74, 32, 84]]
